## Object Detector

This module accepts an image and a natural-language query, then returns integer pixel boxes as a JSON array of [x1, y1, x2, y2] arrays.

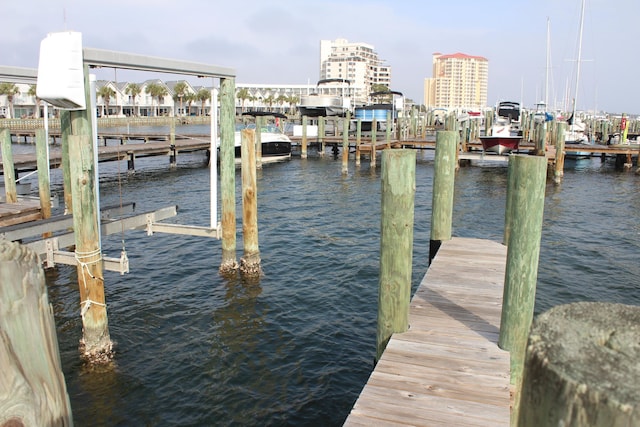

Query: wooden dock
[[1, 137, 212, 173], [344, 237, 510, 426]]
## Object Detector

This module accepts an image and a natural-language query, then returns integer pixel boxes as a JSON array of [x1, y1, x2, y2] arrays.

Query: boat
[[298, 79, 352, 117], [219, 112, 292, 163], [479, 121, 522, 155], [353, 90, 403, 132]]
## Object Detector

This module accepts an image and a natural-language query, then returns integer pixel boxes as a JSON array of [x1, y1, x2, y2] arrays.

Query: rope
[[80, 298, 107, 318], [75, 247, 104, 287]]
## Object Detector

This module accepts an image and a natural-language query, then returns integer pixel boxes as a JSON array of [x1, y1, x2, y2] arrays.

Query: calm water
[[28, 142, 639, 426]]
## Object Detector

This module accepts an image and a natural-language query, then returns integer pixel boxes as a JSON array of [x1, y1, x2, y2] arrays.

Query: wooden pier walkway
[[0, 137, 212, 173], [344, 237, 510, 426]]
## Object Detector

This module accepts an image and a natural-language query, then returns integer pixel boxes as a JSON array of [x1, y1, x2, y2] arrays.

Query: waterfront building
[[424, 52, 488, 110], [319, 38, 392, 106]]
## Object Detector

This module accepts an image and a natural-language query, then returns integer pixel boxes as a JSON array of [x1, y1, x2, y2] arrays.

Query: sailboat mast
[[573, 0, 585, 117], [545, 17, 550, 109]]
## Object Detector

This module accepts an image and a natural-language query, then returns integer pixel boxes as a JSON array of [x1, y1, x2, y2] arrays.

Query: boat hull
[[479, 136, 521, 155]]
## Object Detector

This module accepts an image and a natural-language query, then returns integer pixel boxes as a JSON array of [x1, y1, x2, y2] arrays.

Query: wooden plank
[[344, 237, 510, 426]]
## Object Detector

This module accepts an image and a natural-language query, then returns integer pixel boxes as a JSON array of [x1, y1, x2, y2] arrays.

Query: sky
[[3, 0, 639, 115]]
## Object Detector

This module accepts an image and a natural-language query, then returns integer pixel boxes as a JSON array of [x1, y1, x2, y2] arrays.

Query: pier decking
[[344, 237, 510, 426]]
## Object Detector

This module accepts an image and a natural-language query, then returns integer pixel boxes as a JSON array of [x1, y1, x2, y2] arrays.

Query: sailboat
[[565, 0, 591, 158]]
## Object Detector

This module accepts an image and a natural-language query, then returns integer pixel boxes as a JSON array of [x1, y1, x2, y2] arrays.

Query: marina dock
[[344, 237, 510, 426]]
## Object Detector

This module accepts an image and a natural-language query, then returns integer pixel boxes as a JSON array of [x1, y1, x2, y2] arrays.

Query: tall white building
[[423, 52, 488, 110], [319, 38, 391, 106]]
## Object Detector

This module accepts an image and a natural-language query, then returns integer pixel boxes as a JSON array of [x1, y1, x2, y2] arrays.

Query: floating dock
[[344, 237, 510, 426]]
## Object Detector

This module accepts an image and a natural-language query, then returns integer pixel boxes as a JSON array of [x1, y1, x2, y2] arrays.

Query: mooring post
[[0, 128, 17, 203], [0, 241, 74, 425], [63, 65, 113, 363], [301, 116, 308, 159], [255, 115, 263, 169], [60, 111, 72, 214], [429, 131, 457, 263], [385, 111, 392, 148], [219, 77, 238, 273], [240, 129, 261, 277], [518, 302, 640, 427], [169, 117, 177, 167], [35, 129, 52, 222], [342, 111, 350, 175], [370, 118, 377, 168], [498, 154, 547, 424], [554, 121, 566, 183], [318, 116, 325, 156], [355, 119, 362, 167], [376, 149, 416, 361]]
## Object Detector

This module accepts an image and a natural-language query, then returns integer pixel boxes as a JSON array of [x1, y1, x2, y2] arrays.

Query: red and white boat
[[479, 122, 522, 155]]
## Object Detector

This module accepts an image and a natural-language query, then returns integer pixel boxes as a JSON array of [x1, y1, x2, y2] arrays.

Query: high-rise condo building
[[319, 38, 392, 106], [424, 52, 488, 110]]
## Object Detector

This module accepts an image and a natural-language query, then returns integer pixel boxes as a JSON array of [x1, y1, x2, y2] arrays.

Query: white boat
[[298, 79, 352, 118], [480, 119, 522, 155], [218, 112, 292, 163]]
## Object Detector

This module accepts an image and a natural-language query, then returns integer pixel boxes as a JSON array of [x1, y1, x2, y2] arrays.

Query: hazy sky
[[3, 0, 638, 114]]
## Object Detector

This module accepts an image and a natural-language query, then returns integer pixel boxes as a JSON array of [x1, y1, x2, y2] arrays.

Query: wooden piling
[[355, 119, 362, 167], [169, 118, 177, 167], [255, 115, 263, 169], [318, 116, 325, 156], [554, 122, 566, 183], [64, 65, 113, 363], [0, 241, 73, 425], [498, 154, 547, 424], [35, 129, 52, 221], [519, 302, 640, 426], [376, 149, 416, 361], [219, 77, 238, 273], [429, 131, 457, 263], [342, 112, 350, 175], [60, 110, 73, 214], [370, 118, 377, 168], [301, 116, 308, 159], [1, 128, 17, 203], [239, 129, 261, 277]]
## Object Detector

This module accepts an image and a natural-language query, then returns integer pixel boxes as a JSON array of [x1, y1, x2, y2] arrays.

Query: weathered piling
[[498, 154, 547, 423], [60, 111, 73, 214], [1, 128, 17, 203], [239, 129, 261, 277], [355, 119, 362, 167], [301, 116, 308, 159], [0, 240, 73, 425], [219, 77, 238, 274], [342, 112, 350, 175], [519, 302, 640, 427], [67, 65, 112, 363], [318, 116, 325, 156], [169, 117, 176, 167], [255, 115, 263, 169], [35, 128, 52, 222], [376, 149, 416, 361], [554, 122, 566, 183], [429, 131, 457, 262], [370, 118, 377, 168]]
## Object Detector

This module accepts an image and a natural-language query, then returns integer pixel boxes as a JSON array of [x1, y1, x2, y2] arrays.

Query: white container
[[36, 31, 86, 110]]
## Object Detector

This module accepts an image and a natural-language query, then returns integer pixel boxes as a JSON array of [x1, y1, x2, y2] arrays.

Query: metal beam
[[83, 48, 235, 79], [0, 66, 38, 84]]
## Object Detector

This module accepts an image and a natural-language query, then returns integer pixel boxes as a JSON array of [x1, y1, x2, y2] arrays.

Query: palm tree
[[237, 87, 251, 113], [196, 88, 210, 116], [172, 81, 189, 116], [145, 82, 168, 117], [125, 83, 142, 116], [276, 95, 288, 114], [0, 82, 21, 119], [28, 84, 40, 118], [184, 93, 196, 116], [287, 95, 299, 115], [263, 94, 275, 111], [97, 84, 116, 116]]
